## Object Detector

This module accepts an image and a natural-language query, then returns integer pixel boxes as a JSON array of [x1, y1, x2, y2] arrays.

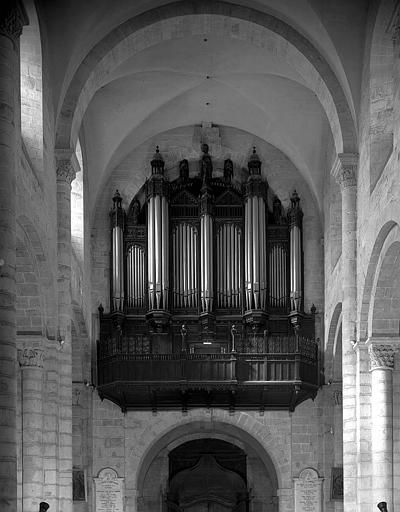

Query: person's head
[[377, 502, 388, 512], [39, 502, 50, 512]]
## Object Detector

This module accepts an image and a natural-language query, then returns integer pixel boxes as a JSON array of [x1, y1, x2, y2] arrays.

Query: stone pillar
[[0, 3, 28, 511], [332, 153, 358, 511], [18, 346, 45, 512], [355, 341, 372, 511], [56, 150, 78, 512], [367, 339, 398, 510]]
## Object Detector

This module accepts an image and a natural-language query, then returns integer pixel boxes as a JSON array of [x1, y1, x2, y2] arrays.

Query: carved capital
[[368, 344, 398, 370], [332, 153, 358, 190], [0, 1, 29, 43], [55, 149, 80, 184], [18, 348, 44, 368], [56, 160, 76, 184]]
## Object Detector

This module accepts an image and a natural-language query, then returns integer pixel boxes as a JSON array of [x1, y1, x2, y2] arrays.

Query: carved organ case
[[104, 145, 314, 355]]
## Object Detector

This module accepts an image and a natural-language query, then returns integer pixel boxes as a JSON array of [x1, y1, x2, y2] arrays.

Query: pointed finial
[[151, 145, 165, 174], [112, 189, 122, 208], [248, 146, 261, 174]]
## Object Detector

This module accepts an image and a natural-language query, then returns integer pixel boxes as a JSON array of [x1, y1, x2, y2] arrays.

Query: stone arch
[[15, 220, 46, 336], [135, 414, 286, 501], [325, 303, 342, 382], [55, 1, 357, 156], [368, 232, 400, 338], [368, 0, 395, 192], [16, 215, 54, 337], [359, 221, 399, 341], [20, 0, 43, 178]]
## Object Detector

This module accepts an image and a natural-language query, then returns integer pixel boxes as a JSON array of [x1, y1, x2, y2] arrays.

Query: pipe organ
[[105, 144, 311, 354]]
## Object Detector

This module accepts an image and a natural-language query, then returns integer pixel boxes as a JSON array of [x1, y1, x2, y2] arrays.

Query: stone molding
[[366, 338, 400, 370], [0, 1, 29, 43], [18, 348, 45, 368], [55, 149, 80, 184], [331, 153, 358, 190]]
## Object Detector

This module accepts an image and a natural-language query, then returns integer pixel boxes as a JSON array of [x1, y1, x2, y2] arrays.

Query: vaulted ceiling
[[37, 0, 367, 216]]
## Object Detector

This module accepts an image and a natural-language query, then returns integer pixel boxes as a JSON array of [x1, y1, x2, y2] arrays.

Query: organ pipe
[[200, 213, 214, 313], [269, 244, 287, 309], [146, 147, 169, 311], [172, 222, 198, 308], [110, 190, 125, 312], [244, 148, 267, 312], [216, 223, 242, 308], [127, 245, 145, 307], [288, 190, 303, 311]]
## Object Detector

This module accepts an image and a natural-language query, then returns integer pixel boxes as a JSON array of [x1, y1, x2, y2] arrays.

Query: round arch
[[359, 221, 399, 341], [20, 0, 43, 177], [16, 216, 50, 336], [368, 233, 400, 338], [325, 303, 342, 382], [135, 415, 285, 497], [368, 0, 395, 192], [55, 1, 357, 156]]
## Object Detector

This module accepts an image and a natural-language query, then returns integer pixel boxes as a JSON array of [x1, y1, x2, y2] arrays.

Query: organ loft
[[97, 144, 321, 412]]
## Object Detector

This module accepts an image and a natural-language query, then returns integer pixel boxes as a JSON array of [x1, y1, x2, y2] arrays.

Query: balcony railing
[[96, 335, 320, 412]]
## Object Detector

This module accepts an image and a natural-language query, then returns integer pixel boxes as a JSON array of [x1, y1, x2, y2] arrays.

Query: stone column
[[332, 153, 358, 511], [0, 3, 28, 511], [56, 150, 78, 512], [18, 346, 45, 512], [367, 339, 398, 510]]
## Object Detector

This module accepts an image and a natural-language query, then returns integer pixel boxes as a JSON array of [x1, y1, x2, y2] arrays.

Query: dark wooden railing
[[97, 335, 319, 386], [96, 335, 320, 411]]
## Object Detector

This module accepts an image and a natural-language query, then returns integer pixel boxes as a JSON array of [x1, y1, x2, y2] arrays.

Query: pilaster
[[366, 338, 399, 510], [331, 152, 358, 512], [18, 345, 45, 512], [55, 149, 79, 512], [0, 3, 28, 510]]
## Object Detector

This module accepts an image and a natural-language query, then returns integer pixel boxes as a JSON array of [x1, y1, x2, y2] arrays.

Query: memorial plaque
[[294, 468, 322, 512], [94, 467, 124, 512]]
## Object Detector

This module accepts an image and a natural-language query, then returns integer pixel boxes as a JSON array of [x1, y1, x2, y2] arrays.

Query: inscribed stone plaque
[[94, 467, 124, 512], [294, 468, 322, 512]]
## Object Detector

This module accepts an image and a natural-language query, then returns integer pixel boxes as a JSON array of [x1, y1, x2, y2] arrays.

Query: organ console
[[98, 144, 319, 411]]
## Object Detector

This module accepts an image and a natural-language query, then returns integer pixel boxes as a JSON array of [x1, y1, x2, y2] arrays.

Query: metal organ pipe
[[200, 212, 213, 313], [244, 195, 267, 311], [288, 191, 303, 312], [244, 148, 267, 312], [215, 223, 242, 309], [172, 222, 198, 309], [110, 190, 125, 312], [146, 147, 169, 311], [126, 245, 145, 308]]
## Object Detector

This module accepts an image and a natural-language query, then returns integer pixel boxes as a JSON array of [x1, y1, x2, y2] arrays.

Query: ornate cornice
[[55, 149, 79, 184], [18, 348, 44, 368], [331, 153, 358, 190], [368, 343, 398, 371], [0, 1, 29, 43]]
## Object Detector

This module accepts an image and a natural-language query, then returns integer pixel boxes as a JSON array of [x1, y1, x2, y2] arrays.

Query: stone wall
[[89, 393, 340, 512]]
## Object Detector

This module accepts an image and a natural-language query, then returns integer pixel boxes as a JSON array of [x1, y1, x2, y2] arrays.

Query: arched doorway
[[138, 424, 279, 512], [167, 439, 248, 512]]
